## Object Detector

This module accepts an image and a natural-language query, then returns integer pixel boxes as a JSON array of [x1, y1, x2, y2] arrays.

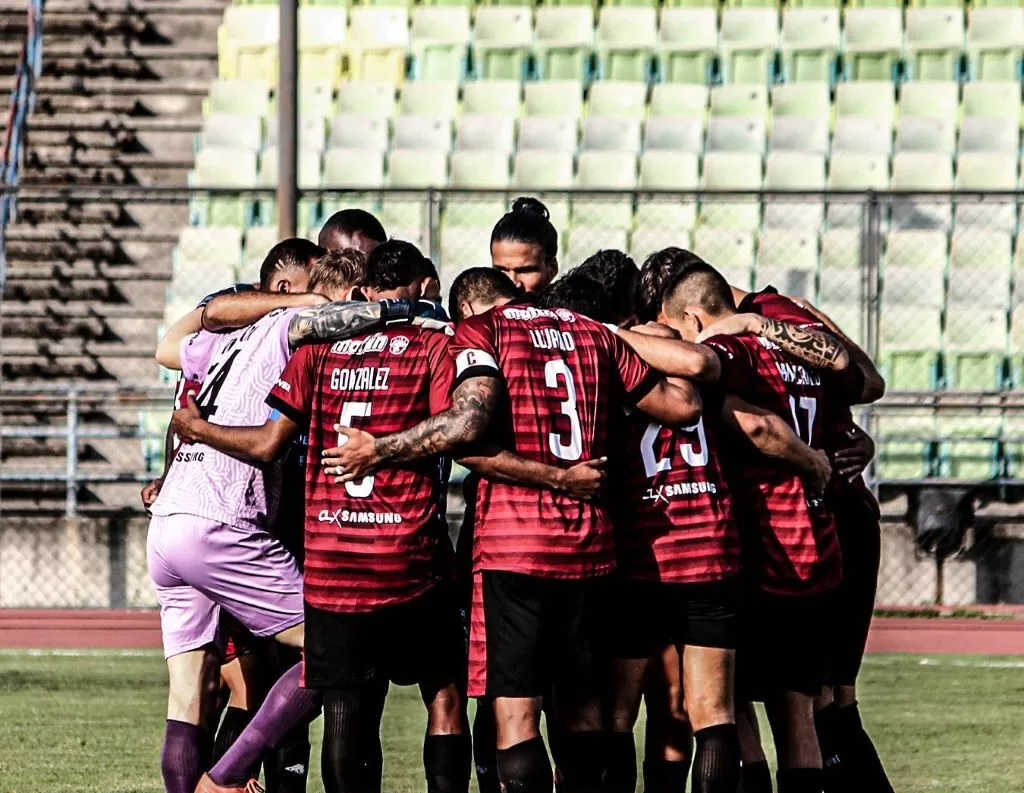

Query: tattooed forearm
[[288, 301, 384, 347], [758, 318, 850, 372], [373, 376, 500, 464]]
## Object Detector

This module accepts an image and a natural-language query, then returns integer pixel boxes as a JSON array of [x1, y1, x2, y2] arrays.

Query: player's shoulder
[[701, 332, 753, 358], [743, 288, 823, 328]]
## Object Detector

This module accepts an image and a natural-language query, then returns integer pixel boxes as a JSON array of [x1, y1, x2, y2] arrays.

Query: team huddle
[[144, 198, 894, 793]]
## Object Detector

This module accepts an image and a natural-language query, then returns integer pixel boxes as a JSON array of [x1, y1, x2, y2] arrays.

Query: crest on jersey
[[554, 308, 575, 322], [389, 336, 410, 355]]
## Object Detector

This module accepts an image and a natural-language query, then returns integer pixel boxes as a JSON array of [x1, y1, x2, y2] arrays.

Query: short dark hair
[[662, 260, 736, 318], [635, 247, 707, 322], [538, 271, 616, 324], [258, 238, 325, 290], [364, 239, 434, 291], [575, 249, 638, 324], [318, 209, 387, 247], [308, 248, 367, 295], [449, 267, 519, 322], [490, 196, 559, 262]]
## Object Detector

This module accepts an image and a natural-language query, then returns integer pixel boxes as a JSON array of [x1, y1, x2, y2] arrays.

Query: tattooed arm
[[202, 292, 327, 333], [698, 313, 850, 372], [287, 300, 451, 348]]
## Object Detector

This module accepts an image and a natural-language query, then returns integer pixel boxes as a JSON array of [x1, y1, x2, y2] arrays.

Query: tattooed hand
[[696, 313, 762, 342]]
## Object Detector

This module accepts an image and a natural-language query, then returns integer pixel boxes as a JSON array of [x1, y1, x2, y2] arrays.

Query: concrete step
[[26, 78, 209, 117], [6, 8, 225, 46], [25, 129, 197, 160], [27, 145, 195, 169], [9, 203, 189, 232], [35, 51, 217, 82], [4, 273, 169, 310], [2, 353, 161, 384], [1, 305, 162, 345], [19, 162, 190, 187]]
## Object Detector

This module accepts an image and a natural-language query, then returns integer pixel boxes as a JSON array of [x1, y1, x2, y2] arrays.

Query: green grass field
[[0, 651, 1020, 792]]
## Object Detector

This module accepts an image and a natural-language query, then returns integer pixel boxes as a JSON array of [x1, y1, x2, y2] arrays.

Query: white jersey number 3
[[544, 359, 583, 462], [338, 401, 374, 497]]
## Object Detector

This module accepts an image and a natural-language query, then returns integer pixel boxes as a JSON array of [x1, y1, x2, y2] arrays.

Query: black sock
[[264, 724, 312, 793], [496, 736, 553, 793], [160, 720, 210, 793], [643, 758, 692, 793], [777, 768, 824, 793], [424, 734, 472, 793], [605, 732, 636, 793], [473, 701, 501, 793], [740, 760, 773, 793], [555, 730, 605, 793], [321, 686, 387, 793], [212, 707, 253, 764], [821, 703, 894, 793], [691, 724, 741, 793]]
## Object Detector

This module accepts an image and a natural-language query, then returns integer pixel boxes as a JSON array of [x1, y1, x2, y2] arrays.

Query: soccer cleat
[[194, 773, 264, 793]]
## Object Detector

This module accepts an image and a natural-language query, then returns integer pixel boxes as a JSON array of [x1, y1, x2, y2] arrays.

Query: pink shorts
[[147, 514, 304, 659]]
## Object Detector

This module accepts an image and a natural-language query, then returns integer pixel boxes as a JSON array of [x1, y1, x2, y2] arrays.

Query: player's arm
[[170, 397, 299, 464], [632, 377, 704, 428], [613, 325, 722, 381], [286, 299, 449, 348], [201, 291, 327, 333], [457, 445, 606, 501], [140, 421, 175, 509], [721, 395, 831, 494], [155, 307, 204, 370], [697, 314, 850, 372]]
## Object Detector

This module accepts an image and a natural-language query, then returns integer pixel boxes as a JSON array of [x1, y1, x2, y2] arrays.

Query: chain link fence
[[5, 186, 1024, 609]]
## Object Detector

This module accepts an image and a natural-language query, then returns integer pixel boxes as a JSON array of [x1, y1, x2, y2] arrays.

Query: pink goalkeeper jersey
[[150, 308, 299, 531]]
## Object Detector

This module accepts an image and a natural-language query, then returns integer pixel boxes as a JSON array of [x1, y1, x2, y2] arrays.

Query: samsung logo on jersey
[[503, 306, 576, 323], [330, 366, 390, 392], [331, 333, 389, 356], [319, 508, 403, 526], [775, 361, 821, 387], [643, 481, 718, 503]]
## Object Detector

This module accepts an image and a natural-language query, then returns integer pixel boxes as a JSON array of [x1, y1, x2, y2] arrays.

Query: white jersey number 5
[[338, 401, 374, 497]]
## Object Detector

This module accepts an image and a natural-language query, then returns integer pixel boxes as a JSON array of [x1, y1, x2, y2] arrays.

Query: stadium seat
[[629, 227, 692, 265], [400, 81, 459, 118], [880, 307, 942, 390], [770, 83, 830, 119], [885, 228, 949, 271], [959, 117, 1020, 154], [391, 115, 452, 152], [754, 230, 819, 301], [644, 116, 705, 152], [656, 9, 718, 84], [176, 226, 243, 271], [199, 113, 262, 152], [596, 7, 657, 81], [190, 146, 258, 227], [827, 153, 890, 226], [949, 229, 1013, 308], [936, 414, 1002, 480], [267, 115, 327, 152], [440, 226, 493, 285], [817, 301, 864, 346], [767, 116, 829, 154], [242, 226, 279, 273], [321, 147, 385, 217], [455, 114, 517, 152], [718, 9, 779, 84], [348, 7, 410, 83], [513, 150, 575, 190], [1006, 412, 1024, 478], [955, 152, 1018, 230], [298, 7, 348, 84], [835, 81, 897, 123], [883, 266, 945, 308], [447, 151, 511, 226], [875, 411, 936, 480], [410, 6, 471, 81], [205, 79, 271, 116], [699, 152, 762, 229], [821, 228, 863, 270], [588, 81, 649, 118], [335, 81, 396, 117], [904, 9, 965, 81], [328, 113, 390, 151], [635, 151, 699, 228], [709, 84, 770, 117], [963, 81, 1022, 119], [818, 267, 863, 304], [581, 116, 643, 151], [780, 8, 840, 83], [473, 6, 533, 80], [463, 80, 522, 116], [535, 6, 595, 81], [896, 117, 957, 153], [843, 9, 902, 81], [649, 83, 708, 117], [705, 117, 766, 153], [572, 151, 638, 229], [692, 228, 756, 276], [762, 152, 825, 230], [567, 227, 630, 269], [890, 152, 955, 229], [832, 117, 893, 156], [524, 80, 585, 118], [518, 116, 579, 151], [297, 81, 335, 119], [218, 6, 278, 81], [967, 8, 1024, 82], [382, 150, 448, 227], [257, 147, 321, 228]]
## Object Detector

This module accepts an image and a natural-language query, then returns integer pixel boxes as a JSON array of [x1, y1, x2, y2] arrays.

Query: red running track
[[2, 611, 1024, 653]]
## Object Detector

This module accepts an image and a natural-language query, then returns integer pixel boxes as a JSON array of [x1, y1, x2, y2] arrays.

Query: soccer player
[[322, 267, 710, 793], [490, 197, 560, 293], [318, 208, 387, 254]]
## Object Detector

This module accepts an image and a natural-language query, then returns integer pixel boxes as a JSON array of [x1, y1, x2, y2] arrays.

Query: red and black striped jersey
[[451, 304, 658, 580], [267, 327, 455, 613], [614, 387, 741, 584], [703, 332, 843, 595]]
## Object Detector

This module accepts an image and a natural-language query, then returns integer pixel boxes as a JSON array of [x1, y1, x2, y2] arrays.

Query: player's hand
[[806, 448, 832, 496], [696, 313, 762, 342], [833, 426, 875, 481], [554, 457, 607, 501], [322, 426, 380, 482], [629, 322, 679, 339], [170, 396, 203, 444], [140, 478, 163, 510]]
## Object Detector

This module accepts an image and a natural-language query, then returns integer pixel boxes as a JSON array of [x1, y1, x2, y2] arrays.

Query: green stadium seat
[[656, 9, 718, 85], [699, 152, 763, 229], [581, 116, 642, 151], [524, 80, 585, 118], [190, 146, 258, 227], [448, 150, 511, 225], [243, 226, 280, 274], [875, 411, 936, 481], [572, 151, 638, 228], [513, 150, 575, 192], [472, 7, 532, 80], [200, 112, 262, 152], [818, 266, 863, 304], [821, 228, 862, 270], [897, 116, 957, 153], [880, 307, 942, 390], [692, 228, 756, 273], [566, 227, 630, 269], [706, 117, 766, 153], [348, 7, 409, 83], [519, 116, 578, 151], [770, 83, 830, 120], [719, 9, 779, 84], [899, 80, 960, 121], [789, 0, 842, 7], [754, 230, 819, 301], [967, 8, 1024, 81], [843, 9, 902, 81], [392, 115, 452, 151], [835, 80, 897, 123], [959, 117, 1020, 154], [644, 116, 705, 152], [663, 0, 718, 7], [328, 113, 389, 150], [588, 81, 649, 117], [1005, 414, 1024, 479], [884, 228, 949, 272], [904, 9, 965, 81], [266, 115, 327, 152], [936, 415, 1002, 478], [635, 151, 699, 228], [629, 227, 692, 265], [218, 6, 278, 81], [463, 80, 522, 116], [440, 226, 492, 286], [709, 84, 769, 117], [176, 226, 243, 271], [596, 7, 657, 81], [780, 8, 840, 83], [883, 266, 945, 308], [767, 116, 829, 154], [295, 81, 335, 118], [891, 152, 954, 229], [455, 114, 516, 152], [205, 79, 271, 116], [535, 6, 595, 81], [817, 301, 865, 346], [336, 80, 396, 117], [650, 83, 708, 117], [762, 151, 825, 230], [410, 7, 471, 81], [298, 7, 348, 84], [321, 147, 385, 216], [832, 117, 893, 156], [963, 81, 1022, 119], [257, 147, 321, 228], [383, 149, 448, 227], [955, 153, 1018, 230], [1010, 303, 1024, 386], [949, 229, 1013, 307], [945, 307, 1008, 391], [827, 153, 890, 226]]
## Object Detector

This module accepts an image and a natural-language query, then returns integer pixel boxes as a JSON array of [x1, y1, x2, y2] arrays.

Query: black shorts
[[609, 577, 740, 658], [304, 585, 466, 695], [468, 571, 610, 699], [736, 591, 834, 701], [829, 493, 882, 686]]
